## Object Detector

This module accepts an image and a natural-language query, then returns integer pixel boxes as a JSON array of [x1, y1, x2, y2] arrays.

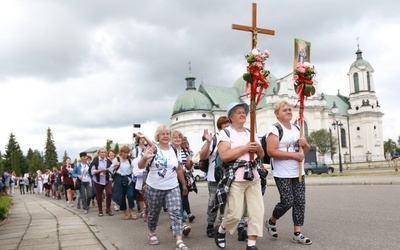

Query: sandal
[[182, 225, 191, 236], [176, 240, 189, 250], [124, 214, 130, 220], [148, 233, 160, 245], [130, 213, 137, 220], [214, 226, 226, 249]]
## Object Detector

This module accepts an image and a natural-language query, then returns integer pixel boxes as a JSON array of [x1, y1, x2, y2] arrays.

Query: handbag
[[198, 158, 209, 173], [74, 179, 81, 190]]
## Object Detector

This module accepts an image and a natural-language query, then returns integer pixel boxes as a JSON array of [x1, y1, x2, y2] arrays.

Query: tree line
[[0, 128, 58, 177]]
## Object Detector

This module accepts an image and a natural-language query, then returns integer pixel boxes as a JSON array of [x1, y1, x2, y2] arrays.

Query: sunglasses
[[143, 144, 148, 147]]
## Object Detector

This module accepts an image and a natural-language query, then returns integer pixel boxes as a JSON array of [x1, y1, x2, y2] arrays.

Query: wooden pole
[[298, 107, 304, 182]]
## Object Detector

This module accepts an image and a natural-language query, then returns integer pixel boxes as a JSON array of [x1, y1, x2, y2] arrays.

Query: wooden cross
[[232, 2, 275, 160], [232, 2, 275, 49]]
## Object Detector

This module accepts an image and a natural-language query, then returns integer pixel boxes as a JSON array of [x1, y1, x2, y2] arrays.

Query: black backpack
[[199, 135, 217, 173], [260, 122, 299, 165]]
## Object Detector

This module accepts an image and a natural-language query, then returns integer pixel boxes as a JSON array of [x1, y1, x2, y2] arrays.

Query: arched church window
[[367, 72, 371, 91], [294, 120, 309, 137], [340, 128, 347, 147], [353, 73, 359, 92]]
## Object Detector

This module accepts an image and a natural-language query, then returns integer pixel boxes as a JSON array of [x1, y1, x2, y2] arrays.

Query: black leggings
[[272, 176, 306, 226]]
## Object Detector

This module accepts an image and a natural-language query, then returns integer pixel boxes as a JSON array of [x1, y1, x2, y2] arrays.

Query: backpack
[[260, 122, 299, 165], [199, 135, 217, 173]]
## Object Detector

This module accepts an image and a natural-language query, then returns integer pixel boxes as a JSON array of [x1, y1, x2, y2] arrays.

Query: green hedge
[[0, 194, 12, 220]]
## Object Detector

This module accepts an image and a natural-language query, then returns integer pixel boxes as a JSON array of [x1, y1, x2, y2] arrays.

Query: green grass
[[0, 194, 12, 220]]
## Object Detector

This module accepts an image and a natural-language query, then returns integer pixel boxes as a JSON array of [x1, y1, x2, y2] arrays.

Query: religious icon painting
[[294, 38, 311, 69]]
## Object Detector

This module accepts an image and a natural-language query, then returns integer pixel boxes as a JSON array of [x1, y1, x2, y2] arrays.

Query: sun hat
[[226, 102, 250, 122]]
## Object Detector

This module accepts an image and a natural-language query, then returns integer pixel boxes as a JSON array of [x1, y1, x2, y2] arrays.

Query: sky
[[0, 0, 399, 161]]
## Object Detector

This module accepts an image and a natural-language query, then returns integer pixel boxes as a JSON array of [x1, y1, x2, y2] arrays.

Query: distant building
[[171, 47, 384, 163]]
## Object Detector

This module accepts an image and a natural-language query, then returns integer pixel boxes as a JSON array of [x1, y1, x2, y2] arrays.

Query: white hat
[[227, 102, 249, 122]]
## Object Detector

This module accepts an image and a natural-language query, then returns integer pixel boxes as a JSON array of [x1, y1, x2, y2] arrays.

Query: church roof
[[198, 84, 241, 112], [324, 94, 349, 116], [172, 89, 213, 115]]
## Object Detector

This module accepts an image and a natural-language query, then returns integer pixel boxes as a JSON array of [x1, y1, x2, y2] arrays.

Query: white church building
[[170, 47, 384, 165]]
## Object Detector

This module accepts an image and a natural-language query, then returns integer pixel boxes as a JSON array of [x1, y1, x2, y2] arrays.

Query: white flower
[[251, 48, 261, 56]]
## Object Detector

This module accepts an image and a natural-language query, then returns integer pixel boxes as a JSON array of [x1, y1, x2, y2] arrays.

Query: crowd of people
[[0, 101, 313, 250]]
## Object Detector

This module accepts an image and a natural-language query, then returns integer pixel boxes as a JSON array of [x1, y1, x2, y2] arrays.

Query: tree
[[11, 151, 21, 176], [114, 143, 120, 154], [384, 139, 398, 157], [62, 151, 69, 162], [44, 128, 58, 169], [27, 149, 45, 173], [106, 139, 113, 152], [307, 129, 337, 156], [3, 133, 26, 173]]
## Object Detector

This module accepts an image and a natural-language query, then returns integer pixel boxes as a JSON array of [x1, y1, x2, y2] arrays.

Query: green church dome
[[350, 48, 371, 70], [172, 89, 213, 115]]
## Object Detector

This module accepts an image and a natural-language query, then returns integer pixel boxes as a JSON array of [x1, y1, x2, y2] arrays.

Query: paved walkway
[[0, 169, 398, 249], [0, 194, 115, 250]]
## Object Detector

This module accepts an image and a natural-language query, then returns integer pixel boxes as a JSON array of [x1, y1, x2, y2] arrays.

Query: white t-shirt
[[110, 158, 133, 176], [206, 134, 218, 182], [267, 122, 304, 178], [144, 144, 179, 190], [218, 126, 260, 182]]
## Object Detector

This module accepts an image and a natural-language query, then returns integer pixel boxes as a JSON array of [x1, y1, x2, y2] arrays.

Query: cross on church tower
[[232, 2, 275, 49]]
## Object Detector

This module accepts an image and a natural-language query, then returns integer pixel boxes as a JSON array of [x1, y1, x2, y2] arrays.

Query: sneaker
[[237, 227, 248, 241], [292, 233, 312, 245], [265, 220, 278, 239], [188, 214, 195, 223], [77, 203, 81, 209], [206, 224, 215, 238], [182, 225, 191, 236], [114, 204, 120, 211], [84, 210, 88, 214]]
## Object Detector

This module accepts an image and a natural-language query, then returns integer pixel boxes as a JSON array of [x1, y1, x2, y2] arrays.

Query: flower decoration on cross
[[242, 48, 271, 107], [293, 62, 317, 98]]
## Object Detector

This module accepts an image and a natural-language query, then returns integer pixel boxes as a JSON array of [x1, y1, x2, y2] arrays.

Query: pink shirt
[[218, 126, 260, 182]]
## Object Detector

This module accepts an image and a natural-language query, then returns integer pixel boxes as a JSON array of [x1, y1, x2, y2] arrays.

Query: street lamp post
[[332, 119, 343, 173]]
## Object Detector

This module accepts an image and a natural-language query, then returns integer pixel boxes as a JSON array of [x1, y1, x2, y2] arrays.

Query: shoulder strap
[[273, 122, 284, 141], [223, 128, 230, 137], [117, 157, 120, 163], [210, 135, 217, 155]]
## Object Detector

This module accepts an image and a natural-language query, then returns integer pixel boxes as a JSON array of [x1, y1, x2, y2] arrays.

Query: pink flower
[[264, 49, 270, 57], [296, 62, 303, 68], [303, 62, 311, 68], [298, 67, 306, 73], [256, 62, 263, 68], [293, 75, 299, 81], [254, 55, 262, 61]]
